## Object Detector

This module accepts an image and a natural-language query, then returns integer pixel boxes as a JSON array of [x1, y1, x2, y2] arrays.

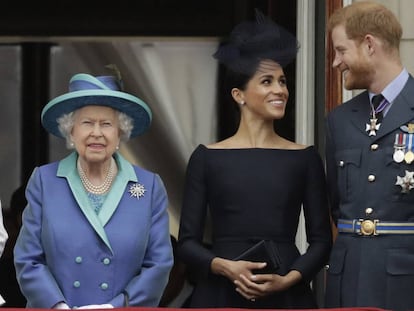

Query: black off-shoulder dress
[[178, 144, 332, 309]]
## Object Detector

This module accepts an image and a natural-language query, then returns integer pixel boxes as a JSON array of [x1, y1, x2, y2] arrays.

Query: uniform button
[[365, 208, 373, 215], [75, 256, 82, 263], [100, 283, 109, 290], [339, 160, 344, 167], [103, 258, 111, 265], [368, 175, 376, 182], [73, 281, 81, 288], [371, 144, 379, 151]]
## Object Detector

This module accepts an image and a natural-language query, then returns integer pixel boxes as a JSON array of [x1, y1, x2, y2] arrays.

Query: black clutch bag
[[234, 240, 281, 274]]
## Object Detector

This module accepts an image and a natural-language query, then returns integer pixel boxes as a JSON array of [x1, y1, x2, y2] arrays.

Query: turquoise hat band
[[69, 74, 114, 91]]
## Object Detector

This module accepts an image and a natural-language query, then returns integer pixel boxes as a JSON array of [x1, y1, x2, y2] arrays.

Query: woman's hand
[[211, 257, 267, 283], [52, 302, 70, 309], [234, 270, 302, 301]]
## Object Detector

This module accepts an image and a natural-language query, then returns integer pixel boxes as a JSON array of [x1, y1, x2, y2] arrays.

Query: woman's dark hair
[[222, 66, 253, 104], [214, 9, 298, 106]]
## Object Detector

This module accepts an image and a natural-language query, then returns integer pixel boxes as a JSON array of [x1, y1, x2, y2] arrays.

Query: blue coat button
[[73, 281, 81, 288], [100, 283, 109, 290]]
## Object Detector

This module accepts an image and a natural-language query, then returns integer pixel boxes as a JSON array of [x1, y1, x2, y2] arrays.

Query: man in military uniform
[[325, 2, 414, 310]]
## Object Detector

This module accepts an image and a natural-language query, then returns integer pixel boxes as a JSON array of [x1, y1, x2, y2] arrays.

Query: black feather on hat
[[213, 9, 299, 74]]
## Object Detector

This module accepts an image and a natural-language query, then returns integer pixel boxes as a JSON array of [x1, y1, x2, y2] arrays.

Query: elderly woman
[[14, 73, 173, 309]]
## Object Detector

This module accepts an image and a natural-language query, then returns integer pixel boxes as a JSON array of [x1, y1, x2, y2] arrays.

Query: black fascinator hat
[[213, 9, 299, 74]]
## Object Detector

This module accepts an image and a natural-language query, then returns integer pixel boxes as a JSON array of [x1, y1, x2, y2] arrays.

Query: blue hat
[[41, 73, 152, 138]]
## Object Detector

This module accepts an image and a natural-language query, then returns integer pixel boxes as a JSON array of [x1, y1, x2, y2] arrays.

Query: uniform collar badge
[[400, 123, 414, 134]]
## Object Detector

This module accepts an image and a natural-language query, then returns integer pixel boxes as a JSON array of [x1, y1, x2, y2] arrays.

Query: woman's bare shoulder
[[278, 138, 308, 150], [206, 138, 235, 149]]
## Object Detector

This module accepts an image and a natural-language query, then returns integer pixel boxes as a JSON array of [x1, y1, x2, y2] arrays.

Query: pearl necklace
[[77, 158, 116, 195]]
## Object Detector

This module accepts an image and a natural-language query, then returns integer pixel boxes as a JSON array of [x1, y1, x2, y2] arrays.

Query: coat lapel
[[98, 153, 138, 226], [349, 91, 372, 135], [56, 152, 139, 254]]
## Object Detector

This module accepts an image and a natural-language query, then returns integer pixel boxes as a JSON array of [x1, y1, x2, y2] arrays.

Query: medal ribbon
[[394, 133, 404, 148], [394, 133, 405, 163], [406, 134, 410, 153], [371, 96, 391, 118], [404, 133, 408, 152]]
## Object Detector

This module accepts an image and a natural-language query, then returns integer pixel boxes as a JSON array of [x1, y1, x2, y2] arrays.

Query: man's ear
[[364, 34, 376, 55]]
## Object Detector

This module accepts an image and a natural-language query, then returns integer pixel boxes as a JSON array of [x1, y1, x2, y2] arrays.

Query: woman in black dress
[[177, 10, 332, 309]]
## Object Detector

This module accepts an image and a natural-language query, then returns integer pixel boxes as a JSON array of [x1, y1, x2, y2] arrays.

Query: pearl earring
[[70, 142, 74, 148], [116, 145, 119, 150], [240, 101, 245, 105]]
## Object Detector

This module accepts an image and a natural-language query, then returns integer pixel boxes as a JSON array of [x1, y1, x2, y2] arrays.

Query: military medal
[[396, 170, 414, 193], [405, 134, 414, 164], [366, 117, 380, 136], [366, 99, 381, 136], [366, 95, 390, 136], [394, 150, 405, 163], [405, 151, 414, 164], [393, 133, 405, 163]]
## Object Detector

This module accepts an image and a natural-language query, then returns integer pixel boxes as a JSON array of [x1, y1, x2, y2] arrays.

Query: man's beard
[[343, 61, 373, 90]]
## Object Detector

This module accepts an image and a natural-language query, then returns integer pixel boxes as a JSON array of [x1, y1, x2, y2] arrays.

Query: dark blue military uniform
[[325, 75, 414, 310]]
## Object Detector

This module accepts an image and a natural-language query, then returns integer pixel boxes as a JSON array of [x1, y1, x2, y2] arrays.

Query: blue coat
[[14, 152, 173, 308], [325, 76, 414, 310]]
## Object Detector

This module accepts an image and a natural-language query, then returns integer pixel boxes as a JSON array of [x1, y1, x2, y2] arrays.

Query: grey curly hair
[[57, 110, 134, 149]]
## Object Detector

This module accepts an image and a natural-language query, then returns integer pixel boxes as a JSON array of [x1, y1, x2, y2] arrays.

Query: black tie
[[372, 94, 384, 122]]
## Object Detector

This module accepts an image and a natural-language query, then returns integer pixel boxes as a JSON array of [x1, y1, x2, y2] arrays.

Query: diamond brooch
[[129, 183, 146, 199]]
